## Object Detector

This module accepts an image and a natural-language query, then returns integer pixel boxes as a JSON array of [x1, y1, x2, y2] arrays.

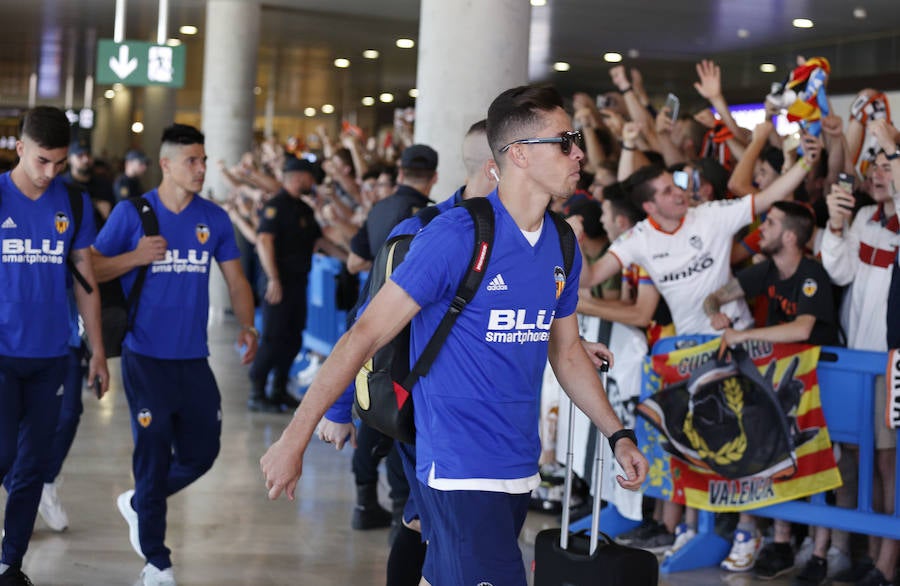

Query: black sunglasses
[[499, 130, 584, 155]]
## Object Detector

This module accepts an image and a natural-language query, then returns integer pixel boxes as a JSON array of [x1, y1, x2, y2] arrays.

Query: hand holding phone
[[92, 375, 103, 399], [836, 173, 855, 211], [664, 93, 680, 121]]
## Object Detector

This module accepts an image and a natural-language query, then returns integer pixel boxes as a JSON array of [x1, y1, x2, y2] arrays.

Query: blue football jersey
[[0, 173, 95, 357], [390, 191, 581, 492], [94, 190, 240, 359]]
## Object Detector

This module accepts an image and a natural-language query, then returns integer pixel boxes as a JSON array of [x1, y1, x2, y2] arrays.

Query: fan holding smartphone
[[664, 93, 680, 121]]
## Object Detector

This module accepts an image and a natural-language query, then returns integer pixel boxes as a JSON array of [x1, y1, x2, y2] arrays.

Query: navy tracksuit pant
[[121, 348, 222, 571], [249, 277, 307, 393], [0, 355, 66, 569]]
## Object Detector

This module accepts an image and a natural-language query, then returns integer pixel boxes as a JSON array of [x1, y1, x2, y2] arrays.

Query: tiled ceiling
[[1, 0, 899, 119]]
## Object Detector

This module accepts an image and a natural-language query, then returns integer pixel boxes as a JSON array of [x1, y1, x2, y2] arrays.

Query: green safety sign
[[96, 40, 186, 87]]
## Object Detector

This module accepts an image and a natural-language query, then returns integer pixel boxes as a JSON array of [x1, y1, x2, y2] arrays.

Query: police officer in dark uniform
[[343, 144, 439, 535], [247, 156, 326, 412], [113, 149, 149, 201], [346, 144, 438, 274], [64, 138, 117, 225]]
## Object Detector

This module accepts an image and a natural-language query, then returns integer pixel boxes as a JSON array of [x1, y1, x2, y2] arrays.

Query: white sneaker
[[794, 535, 814, 568], [720, 529, 763, 572], [38, 481, 69, 531], [664, 523, 697, 558], [295, 355, 321, 387], [117, 489, 143, 558], [141, 563, 176, 586], [826, 545, 852, 577]]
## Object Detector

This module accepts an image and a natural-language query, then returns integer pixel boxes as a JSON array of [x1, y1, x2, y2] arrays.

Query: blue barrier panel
[[302, 254, 348, 356], [637, 335, 898, 573]]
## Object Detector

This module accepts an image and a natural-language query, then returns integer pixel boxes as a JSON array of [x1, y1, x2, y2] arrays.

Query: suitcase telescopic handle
[[559, 360, 609, 553]]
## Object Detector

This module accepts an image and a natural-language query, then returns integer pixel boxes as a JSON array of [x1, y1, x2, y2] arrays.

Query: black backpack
[[84, 197, 160, 358], [353, 197, 576, 444]]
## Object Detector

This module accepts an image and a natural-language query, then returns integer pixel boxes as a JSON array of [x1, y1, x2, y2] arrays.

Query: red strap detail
[[858, 241, 897, 269], [392, 381, 410, 409]]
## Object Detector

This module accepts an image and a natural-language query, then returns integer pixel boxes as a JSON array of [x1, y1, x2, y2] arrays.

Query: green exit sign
[[96, 40, 186, 87]]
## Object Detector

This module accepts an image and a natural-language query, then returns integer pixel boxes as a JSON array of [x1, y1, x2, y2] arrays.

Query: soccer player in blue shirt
[[92, 124, 258, 586], [262, 86, 648, 585], [0, 106, 109, 586]]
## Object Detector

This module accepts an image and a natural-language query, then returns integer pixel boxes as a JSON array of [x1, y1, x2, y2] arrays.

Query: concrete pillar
[[97, 86, 133, 159], [414, 0, 530, 200], [200, 0, 260, 202], [140, 86, 176, 187], [200, 0, 260, 315]]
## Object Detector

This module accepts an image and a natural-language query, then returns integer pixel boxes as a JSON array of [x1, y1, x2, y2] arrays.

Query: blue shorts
[[417, 483, 530, 586]]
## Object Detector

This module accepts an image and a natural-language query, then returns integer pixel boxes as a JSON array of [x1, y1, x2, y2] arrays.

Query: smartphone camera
[[664, 93, 680, 121], [836, 172, 855, 211]]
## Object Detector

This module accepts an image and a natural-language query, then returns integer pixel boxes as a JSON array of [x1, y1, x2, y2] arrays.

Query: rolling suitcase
[[533, 362, 658, 585]]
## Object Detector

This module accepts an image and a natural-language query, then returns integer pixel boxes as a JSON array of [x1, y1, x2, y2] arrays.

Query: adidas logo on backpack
[[486, 273, 508, 291]]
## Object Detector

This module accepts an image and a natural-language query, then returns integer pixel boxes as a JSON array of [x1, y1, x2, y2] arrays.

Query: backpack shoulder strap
[[128, 196, 160, 236], [64, 183, 93, 294], [402, 197, 495, 390], [123, 196, 160, 322], [548, 209, 576, 278]]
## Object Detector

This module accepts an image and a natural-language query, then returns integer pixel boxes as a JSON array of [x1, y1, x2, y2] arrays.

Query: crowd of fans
[[211, 57, 899, 586]]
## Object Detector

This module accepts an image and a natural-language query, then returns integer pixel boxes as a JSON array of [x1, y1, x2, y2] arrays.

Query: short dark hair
[[20, 106, 70, 149], [567, 199, 606, 240], [161, 123, 204, 146], [623, 165, 666, 206], [695, 158, 729, 200], [333, 147, 356, 177], [467, 119, 487, 136], [486, 85, 565, 160], [603, 182, 646, 227], [772, 201, 815, 247]]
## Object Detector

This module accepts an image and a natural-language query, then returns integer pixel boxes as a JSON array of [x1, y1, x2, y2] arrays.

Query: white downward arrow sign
[[109, 45, 138, 79]]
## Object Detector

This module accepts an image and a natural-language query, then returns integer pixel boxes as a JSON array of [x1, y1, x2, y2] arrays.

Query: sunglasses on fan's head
[[499, 130, 584, 156]]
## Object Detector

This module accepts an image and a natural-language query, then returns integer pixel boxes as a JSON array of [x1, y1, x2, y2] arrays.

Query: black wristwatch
[[886, 148, 900, 161], [608, 429, 638, 451]]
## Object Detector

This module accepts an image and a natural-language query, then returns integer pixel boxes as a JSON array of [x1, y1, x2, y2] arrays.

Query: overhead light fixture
[[603, 52, 623, 63], [853, 7, 867, 19], [334, 58, 350, 68], [792, 18, 814, 28], [304, 107, 316, 117], [408, 88, 419, 98], [131, 122, 144, 133], [737, 28, 750, 38], [253, 86, 262, 95], [627, 48, 640, 59], [361, 96, 375, 106], [363, 50, 379, 59], [321, 104, 335, 114], [760, 63, 777, 73], [166, 39, 182, 47], [553, 62, 570, 72], [396, 38, 415, 49], [179, 25, 198, 35], [531, 0, 547, 5], [104, 89, 115, 99], [379, 92, 394, 103]]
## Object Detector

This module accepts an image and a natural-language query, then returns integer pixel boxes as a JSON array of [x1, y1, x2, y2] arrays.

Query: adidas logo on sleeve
[[1, 217, 16, 229], [486, 273, 508, 291]]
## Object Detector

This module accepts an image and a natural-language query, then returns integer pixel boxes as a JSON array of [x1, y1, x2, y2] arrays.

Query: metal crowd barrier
[[302, 254, 351, 356]]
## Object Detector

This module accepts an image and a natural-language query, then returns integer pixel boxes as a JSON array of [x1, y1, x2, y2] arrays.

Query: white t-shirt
[[608, 196, 755, 335]]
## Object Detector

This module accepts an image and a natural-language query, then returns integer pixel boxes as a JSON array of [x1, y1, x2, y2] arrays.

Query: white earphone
[[489, 168, 500, 182]]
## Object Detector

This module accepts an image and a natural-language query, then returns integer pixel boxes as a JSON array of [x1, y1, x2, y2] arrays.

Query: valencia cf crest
[[195, 223, 210, 245], [802, 278, 818, 297], [137, 408, 153, 428], [54, 212, 70, 234], [554, 266, 566, 299]]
